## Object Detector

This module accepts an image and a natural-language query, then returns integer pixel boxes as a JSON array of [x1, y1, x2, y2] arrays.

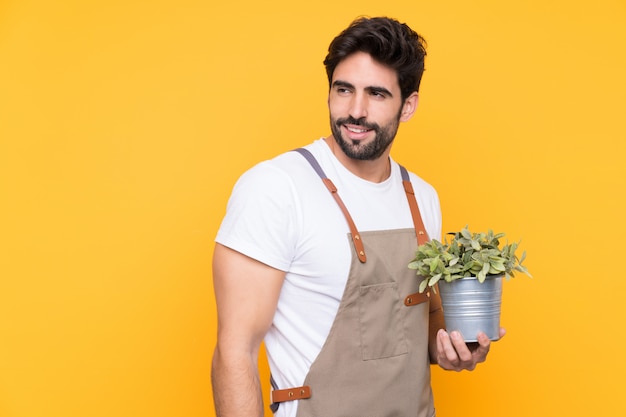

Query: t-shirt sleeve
[[215, 161, 298, 272]]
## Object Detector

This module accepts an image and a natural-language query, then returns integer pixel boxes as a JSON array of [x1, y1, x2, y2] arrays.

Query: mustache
[[335, 116, 379, 131]]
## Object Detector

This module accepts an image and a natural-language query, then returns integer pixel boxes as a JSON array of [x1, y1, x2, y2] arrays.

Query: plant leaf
[[478, 262, 490, 283], [428, 273, 442, 287]]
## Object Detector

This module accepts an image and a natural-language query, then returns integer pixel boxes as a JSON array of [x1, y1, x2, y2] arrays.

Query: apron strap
[[269, 374, 280, 413], [399, 165, 429, 246], [293, 149, 431, 262], [269, 374, 311, 413], [293, 148, 367, 263], [400, 165, 432, 304]]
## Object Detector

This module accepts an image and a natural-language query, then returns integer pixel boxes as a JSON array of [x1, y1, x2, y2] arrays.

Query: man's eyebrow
[[332, 80, 393, 98], [365, 86, 393, 98], [332, 80, 355, 89]]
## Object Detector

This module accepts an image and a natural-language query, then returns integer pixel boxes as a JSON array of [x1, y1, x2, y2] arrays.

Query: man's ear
[[400, 92, 419, 122]]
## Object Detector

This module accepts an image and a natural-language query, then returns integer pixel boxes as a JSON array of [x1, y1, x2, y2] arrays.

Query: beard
[[330, 115, 400, 161]]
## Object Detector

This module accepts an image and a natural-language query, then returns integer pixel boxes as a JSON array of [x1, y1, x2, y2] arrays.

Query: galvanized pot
[[438, 275, 503, 342]]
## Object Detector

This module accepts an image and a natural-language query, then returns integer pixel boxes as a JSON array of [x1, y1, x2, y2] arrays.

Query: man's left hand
[[435, 327, 506, 371]]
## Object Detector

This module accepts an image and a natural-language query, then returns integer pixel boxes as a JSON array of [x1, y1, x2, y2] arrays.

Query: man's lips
[[342, 124, 373, 139]]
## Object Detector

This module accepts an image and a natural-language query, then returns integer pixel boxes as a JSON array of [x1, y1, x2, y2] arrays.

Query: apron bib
[[271, 149, 437, 417]]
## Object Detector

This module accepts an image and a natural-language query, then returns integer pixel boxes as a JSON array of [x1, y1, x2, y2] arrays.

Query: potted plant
[[408, 226, 531, 342]]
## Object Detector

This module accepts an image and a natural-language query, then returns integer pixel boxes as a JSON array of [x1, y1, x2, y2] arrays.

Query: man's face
[[328, 52, 409, 161]]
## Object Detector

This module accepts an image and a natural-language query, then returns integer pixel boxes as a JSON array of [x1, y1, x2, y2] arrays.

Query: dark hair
[[323, 16, 427, 101]]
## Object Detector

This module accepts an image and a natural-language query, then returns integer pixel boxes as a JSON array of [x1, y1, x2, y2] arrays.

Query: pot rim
[[442, 274, 504, 282]]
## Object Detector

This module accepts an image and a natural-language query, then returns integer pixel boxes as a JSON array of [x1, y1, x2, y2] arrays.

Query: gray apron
[[271, 149, 440, 417]]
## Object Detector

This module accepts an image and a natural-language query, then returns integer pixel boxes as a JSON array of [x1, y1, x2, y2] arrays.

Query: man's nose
[[349, 94, 368, 120]]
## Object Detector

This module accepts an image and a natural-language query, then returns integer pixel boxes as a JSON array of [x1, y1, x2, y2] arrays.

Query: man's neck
[[324, 136, 391, 183]]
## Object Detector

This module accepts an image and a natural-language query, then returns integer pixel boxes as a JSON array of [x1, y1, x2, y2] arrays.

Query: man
[[212, 16, 503, 417]]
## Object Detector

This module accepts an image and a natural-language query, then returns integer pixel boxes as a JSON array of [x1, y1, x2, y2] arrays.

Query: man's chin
[[340, 142, 376, 160]]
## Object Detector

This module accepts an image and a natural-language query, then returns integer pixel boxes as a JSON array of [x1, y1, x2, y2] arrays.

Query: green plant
[[408, 226, 532, 293]]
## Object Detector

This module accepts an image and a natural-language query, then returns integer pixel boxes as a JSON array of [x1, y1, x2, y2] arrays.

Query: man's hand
[[435, 327, 506, 372]]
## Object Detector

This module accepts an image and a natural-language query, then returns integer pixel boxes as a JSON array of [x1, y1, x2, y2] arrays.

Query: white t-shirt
[[215, 139, 441, 416]]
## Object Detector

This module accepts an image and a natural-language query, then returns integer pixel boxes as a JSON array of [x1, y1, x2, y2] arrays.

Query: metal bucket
[[438, 275, 503, 342]]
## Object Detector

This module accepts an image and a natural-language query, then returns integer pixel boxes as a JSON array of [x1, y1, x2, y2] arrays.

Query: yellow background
[[1, 0, 625, 416]]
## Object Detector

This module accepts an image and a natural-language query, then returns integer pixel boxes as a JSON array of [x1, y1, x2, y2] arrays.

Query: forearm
[[211, 244, 285, 416], [212, 346, 264, 417], [427, 290, 446, 364]]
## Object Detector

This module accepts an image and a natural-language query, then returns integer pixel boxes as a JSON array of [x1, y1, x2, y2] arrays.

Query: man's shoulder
[[394, 163, 439, 198], [233, 140, 326, 191], [270, 139, 326, 165], [244, 140, 325, 177]]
